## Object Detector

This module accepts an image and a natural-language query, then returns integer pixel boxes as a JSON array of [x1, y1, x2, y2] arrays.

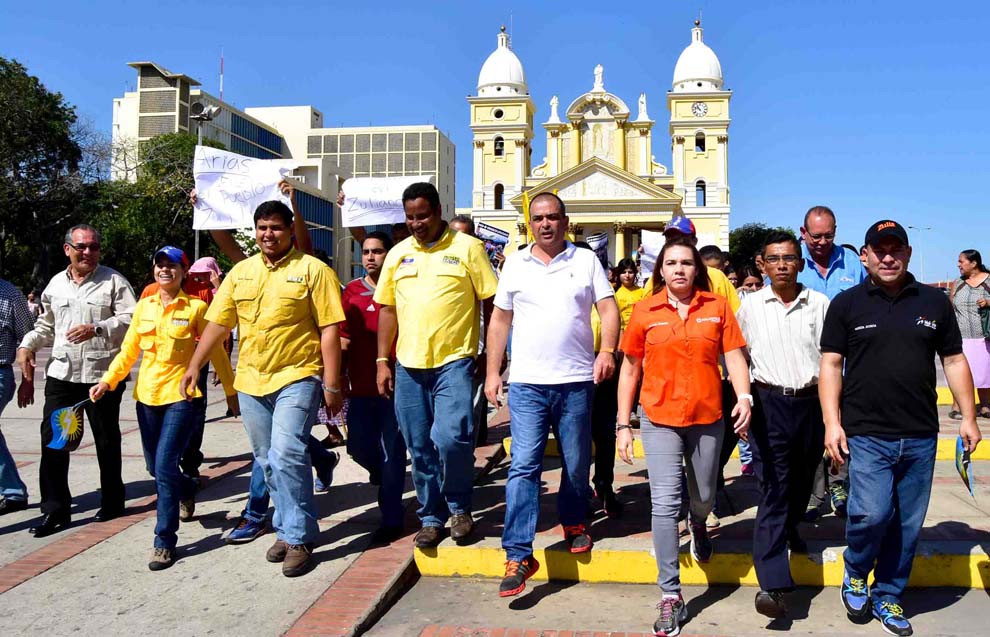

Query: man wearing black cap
[[820, 220, 981, 636]]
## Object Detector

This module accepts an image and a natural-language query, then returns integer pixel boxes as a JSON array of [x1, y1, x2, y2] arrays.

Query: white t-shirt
[[495, 243, 614, 384]]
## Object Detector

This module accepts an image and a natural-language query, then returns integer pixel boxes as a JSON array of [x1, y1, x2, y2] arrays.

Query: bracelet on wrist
[[375, 357, 390, 363], [615, 424, 633, 432], [322, 383, 341, 394]]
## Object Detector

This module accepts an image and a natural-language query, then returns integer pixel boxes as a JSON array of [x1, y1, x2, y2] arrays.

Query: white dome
[[672, 21, 723, 92], [477, 26, 527, 97]]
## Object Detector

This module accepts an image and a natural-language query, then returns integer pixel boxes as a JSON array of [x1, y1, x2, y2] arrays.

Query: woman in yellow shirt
[[613, 258, 647, 330], [90, 246, 235, 571]]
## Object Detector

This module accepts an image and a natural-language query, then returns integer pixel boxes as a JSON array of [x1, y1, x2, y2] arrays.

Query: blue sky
[[3, 0, 989, 281]]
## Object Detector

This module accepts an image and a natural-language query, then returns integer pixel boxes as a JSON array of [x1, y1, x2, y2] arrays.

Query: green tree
[[0, 57, 84, 288], [728, 222, 797, 269]]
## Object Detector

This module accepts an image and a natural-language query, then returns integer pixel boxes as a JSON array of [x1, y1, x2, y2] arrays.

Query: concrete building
[[468, 21, 732, 262], [111, 61, 455, 278]]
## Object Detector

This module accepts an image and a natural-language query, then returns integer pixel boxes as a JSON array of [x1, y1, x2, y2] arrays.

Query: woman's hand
[[616, 427, 635, 465], [731, 399, 752, 440], [89, 382, 110, 402], [978, 298, 989, 309]]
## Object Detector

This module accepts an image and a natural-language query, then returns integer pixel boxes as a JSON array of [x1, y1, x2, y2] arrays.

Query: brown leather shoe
[[266, 538, 288, 563], [449, 513, 475, 544], [414, 525, 443, 548], [282, 543, 314, 577]]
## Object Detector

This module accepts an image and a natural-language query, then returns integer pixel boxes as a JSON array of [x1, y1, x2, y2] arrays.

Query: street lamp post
[[907, 225, 932, 283], [189, 102, 221, 261]]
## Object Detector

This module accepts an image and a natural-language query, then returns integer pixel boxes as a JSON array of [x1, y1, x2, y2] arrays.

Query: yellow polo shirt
[[374, 227, 498, 369], [206, 249, 344, 395], [102, 292, 235, 406]]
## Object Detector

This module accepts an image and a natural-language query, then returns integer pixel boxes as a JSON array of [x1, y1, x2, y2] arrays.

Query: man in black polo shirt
[[820, 220, 981, 637]]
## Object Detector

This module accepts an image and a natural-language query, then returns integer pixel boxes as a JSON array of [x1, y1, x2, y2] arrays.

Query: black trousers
[[590, 370, 618, 493], [40, 377, 126, 515], [749, 386, 824, 591], [716, 380, 739, 493]]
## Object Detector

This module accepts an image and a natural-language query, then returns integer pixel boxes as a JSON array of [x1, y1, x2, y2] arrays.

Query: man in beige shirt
[[17, 224, 136, 537]]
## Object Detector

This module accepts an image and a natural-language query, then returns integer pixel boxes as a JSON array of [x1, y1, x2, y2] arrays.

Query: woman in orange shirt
[[615, 235, 752, 637]]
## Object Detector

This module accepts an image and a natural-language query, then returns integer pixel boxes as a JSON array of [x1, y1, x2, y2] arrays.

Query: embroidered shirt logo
[[442, 255, 461, 266], [286, 275, 305, 284], [171, 318, 190, 327], [916, 316, 937, 330], [696, 317, 721, 324], [400, 257, 415, 265], [854, 323, 877, 331], [648, 321, 671, 328]]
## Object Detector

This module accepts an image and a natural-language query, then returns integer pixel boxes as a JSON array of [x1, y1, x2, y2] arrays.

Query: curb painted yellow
[[414, 546, 990, 589], [502, 435, 990, 460]]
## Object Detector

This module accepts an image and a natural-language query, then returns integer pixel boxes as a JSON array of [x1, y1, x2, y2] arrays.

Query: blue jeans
[[502, 381, 594, 562], [737, 439, 753, 465], [347, 396, 407, 527], [844, 434, 937, 603], [135, 400, 198, 550], [241, 435, 338, 523], [394, 357, 475, 528], [0, 366, 28, 501], [238, 377, 322, 545]]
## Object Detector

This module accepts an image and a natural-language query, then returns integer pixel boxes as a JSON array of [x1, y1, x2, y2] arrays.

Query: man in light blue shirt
[[796, 205, 864, 524], [797, 205, 866, 301]]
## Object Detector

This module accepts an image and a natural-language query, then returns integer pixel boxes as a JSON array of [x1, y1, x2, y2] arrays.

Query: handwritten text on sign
[[192, 146, 294, 230], [341, 175, 434, 228]]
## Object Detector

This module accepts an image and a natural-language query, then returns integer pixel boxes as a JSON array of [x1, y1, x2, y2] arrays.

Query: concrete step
[[415, 439, 990, 589]]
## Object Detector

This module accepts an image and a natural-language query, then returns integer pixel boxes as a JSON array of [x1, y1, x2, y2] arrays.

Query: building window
[[695, 132, 706, 152], [493, 108, 504, 119], [494, 184, 504, 210], [696, 181, 706, 207], [494, 136, 504, 157]]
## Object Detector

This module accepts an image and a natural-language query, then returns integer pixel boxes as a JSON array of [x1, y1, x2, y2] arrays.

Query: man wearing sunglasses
[[16, 224, 136, 537]]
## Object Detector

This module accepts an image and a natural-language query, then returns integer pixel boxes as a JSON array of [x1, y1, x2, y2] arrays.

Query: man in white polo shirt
[[736, 231, 830, 619], [485, 192, 619, 598]]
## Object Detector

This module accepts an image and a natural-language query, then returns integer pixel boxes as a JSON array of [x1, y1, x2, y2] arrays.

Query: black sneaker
[[653, 593, 688, 636], [563, 524, 593, 553], [499, 555, 540, 597], [755, 589, 788, 619], [689, 520, 712, 563]]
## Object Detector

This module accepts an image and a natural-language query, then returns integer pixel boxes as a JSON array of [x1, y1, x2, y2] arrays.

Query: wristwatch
[[738, 393, 754, 406], [94, 324, 105, 338]]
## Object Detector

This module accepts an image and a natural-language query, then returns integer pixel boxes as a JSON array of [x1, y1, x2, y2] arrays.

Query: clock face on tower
[[691, 101, 708, 117]]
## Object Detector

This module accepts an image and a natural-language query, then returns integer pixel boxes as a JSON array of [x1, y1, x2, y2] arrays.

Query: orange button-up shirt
[[620, 288, 746, 427]]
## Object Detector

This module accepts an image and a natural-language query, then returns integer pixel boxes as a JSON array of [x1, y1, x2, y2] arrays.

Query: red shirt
[[340, 278, 390, 397]]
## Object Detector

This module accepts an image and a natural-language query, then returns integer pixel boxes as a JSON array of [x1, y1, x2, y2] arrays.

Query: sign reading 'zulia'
[[192, 146, 294, 230], [340, 175, 435, 228]]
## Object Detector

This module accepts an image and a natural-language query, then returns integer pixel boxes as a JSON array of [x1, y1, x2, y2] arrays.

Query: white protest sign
[[639, 229, 665, 286], [340, 175, 434, 227], [192, 146, 295, 230]]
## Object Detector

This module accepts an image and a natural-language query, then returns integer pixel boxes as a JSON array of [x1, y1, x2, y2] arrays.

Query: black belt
[[753, 381, 818, 398]]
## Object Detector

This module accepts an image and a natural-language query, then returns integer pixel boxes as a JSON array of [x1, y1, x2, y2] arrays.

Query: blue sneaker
[[872, 599, 912, 636], [840, 571, 870, 617], [315, 451, 340, 492], [225, 516, 266, 544]]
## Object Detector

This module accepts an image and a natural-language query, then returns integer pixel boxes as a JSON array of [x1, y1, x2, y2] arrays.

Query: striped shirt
[[0, 279, 35, 366], [737, 284, 830, 389]]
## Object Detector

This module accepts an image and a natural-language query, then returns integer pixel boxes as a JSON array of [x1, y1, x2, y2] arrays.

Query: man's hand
[[323, 387, 343, 417], [336, 190, 346, 207], [225, 394, 240, 417], [17, 377, 34, 408], [376, 361, 394, 399], [484, 371, 503, 407], [178, 368, 199, 402], [89, 382, 110, 402], [731, 399, 752, 440], [279, 179, 296, 206], [960, 416, 982, 453], [593, 351, 615, 384], [824, 423, 849, 465], [616, 428, 635, 465], [66, 323, 97, 344]]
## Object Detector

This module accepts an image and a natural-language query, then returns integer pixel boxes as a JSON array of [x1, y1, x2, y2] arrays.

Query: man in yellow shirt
[[375, 183, 499, 548], [180, 200, 345, 578]]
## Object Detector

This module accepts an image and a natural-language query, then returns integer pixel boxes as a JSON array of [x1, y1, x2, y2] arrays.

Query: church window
[[696, 181, 707, 207], [695, 132, 706, 152], [493, 108, 504, 119], [494, 184, 504, 210], [494, 136, 505, 157]]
